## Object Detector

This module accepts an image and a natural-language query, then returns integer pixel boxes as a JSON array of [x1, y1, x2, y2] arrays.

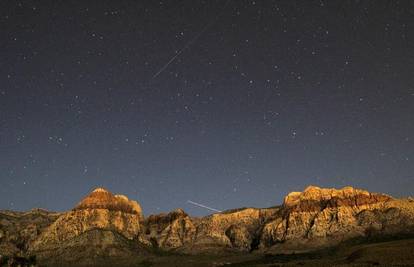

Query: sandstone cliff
[[1, 185, 413, 265], [30, 188, 144, 253], [260, 186, 414, 252], [143, 207, 279, 252], [189, 207, 278, 252], [0, 209, 60, 256], [74, 188, 143, 218], [141, 186, 414, 253], [144, 208, 196, 249]]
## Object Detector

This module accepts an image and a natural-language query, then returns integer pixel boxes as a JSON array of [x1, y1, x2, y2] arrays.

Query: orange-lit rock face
[[143, 207, 280, 252], [31, 208, 143, 251], [260, 186, 413, 251], [283, 186, 393, 212], [74, 188, 143, 218], [30, 188, 144, 252], [10, 185, 414, 258], [144, 209, 196, 249]]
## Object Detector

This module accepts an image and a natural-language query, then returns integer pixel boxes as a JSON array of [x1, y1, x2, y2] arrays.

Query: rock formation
[[30, 188, 144, 253], [1, 185, 413, 266], [189, 207, 278, 252], [144, 186, 414, 253], [0, 209, 60, 256], [74, 188, 143, 218], [260, 186, 414, 252], [144, 208, 196, 249]]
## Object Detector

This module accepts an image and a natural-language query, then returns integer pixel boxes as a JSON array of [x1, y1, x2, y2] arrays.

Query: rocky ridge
[[0, 209, 60, 257], [74, 188, 143, 218], [1, 185, 414, 265], [259, 186, 414, 252], [30, 188, 145, 253]]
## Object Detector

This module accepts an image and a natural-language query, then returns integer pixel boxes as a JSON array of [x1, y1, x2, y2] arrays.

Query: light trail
[[187, 200, 222, 213], [151, 0, 231, 79]]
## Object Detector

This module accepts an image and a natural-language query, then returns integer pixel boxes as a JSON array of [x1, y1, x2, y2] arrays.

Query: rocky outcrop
[[34, 229, 149, 266], [142, 207, 280, 252], [74, 188, 143, 219], [30, 188, 144, 253], [191, 207, 279, 252], [259, 186, 414, 252], [142, 206, 281, 252], [144, 209, 196, 249], [1, 184, 414, 265], [0, 209, 60, 256], [283, 186, 392, 211]]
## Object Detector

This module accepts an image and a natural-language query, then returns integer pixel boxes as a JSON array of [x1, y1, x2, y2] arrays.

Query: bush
[[0, 255, 10, 267]]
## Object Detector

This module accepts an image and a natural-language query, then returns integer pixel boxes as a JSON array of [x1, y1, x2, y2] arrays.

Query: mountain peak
[[4, 184, 414, 266], [284, 185, 392, 210], [73, 187, 143, 216], [303, 185, 321, 192], [92, 187, 110, 193]]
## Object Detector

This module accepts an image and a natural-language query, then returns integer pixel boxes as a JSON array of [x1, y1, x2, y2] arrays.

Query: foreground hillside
[[1, 185, 414, 266]]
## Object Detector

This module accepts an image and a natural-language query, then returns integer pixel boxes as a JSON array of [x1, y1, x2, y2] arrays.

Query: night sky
[[1, 1, 413, 216]]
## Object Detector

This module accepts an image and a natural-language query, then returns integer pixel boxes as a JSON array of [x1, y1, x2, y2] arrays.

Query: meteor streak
[[151, 0, 231, 80], [187, 200, 222, 213]]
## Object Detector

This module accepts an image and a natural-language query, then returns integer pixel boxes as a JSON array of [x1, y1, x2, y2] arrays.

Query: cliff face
[[30, 188, 144, 253], [1, 185, 414, 264], [282, 186, 392, 211], [260, 186, 414, 252], [190, 207, 278, 252], [143, 186, 414, 253], [0, 209, 60, 256], [144, 209, 196, 249], [142, 207, 279, 252], [74, 188, 143, 219]]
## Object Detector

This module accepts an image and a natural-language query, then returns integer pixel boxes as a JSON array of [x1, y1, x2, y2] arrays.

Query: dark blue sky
[[1, 0, 413, 217]]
